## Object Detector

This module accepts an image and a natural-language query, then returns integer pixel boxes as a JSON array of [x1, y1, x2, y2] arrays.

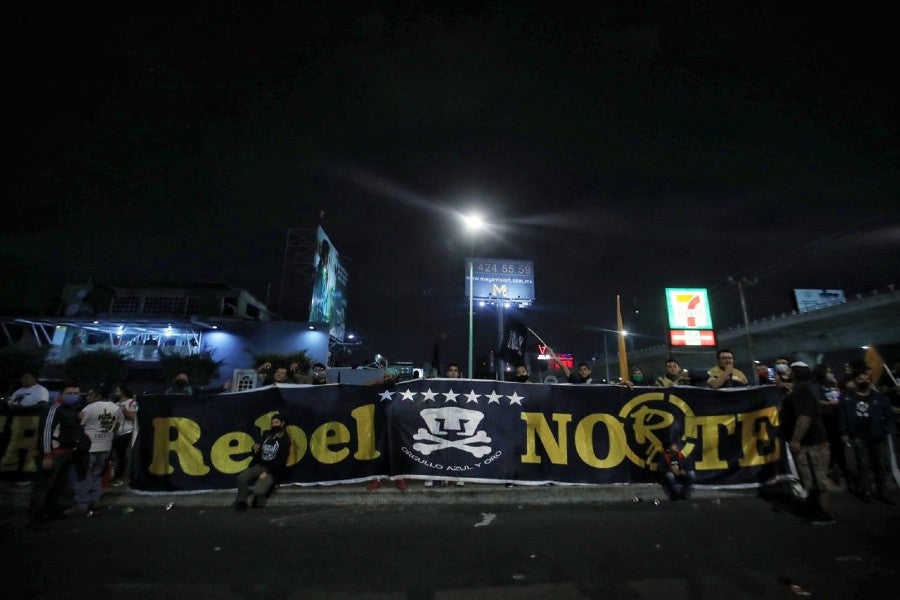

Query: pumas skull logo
[[413, 407, 493, 457]]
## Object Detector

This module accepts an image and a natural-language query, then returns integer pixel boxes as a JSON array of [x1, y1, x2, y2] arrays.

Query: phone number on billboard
[[474, 262, 532, 275]]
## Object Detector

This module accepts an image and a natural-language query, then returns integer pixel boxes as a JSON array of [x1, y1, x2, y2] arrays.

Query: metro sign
[[665, 288, 714, 330], [670, 329, 717, 347]]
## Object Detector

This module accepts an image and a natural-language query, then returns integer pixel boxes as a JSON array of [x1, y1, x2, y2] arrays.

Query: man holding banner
[[707, 349, 749, 389]]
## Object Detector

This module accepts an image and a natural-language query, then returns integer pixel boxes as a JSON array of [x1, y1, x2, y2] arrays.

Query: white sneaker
[[455, 481, 465, 487], [424, 480, 434, 487]]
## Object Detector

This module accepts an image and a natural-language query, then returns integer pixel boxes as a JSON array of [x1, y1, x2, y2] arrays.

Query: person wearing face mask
[[630, 366, 648, 386], [234, 413, 294, 510], [309, 363, 329, 385], [27, 386, 83, 527], [773, 357, 794, 394], [166, 372, 194, 395], [514, 365, 531, 383], [838, 370, 896, 504]]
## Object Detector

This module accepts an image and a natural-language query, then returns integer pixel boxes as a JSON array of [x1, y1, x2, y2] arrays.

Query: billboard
[[309, 226, 348, 341], [793, 289, 845, 313], [465, 258, 535, 305], [665, 288, 714, 329]]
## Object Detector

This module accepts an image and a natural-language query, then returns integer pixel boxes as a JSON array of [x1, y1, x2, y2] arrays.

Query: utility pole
[[728, 275, 758, 384]]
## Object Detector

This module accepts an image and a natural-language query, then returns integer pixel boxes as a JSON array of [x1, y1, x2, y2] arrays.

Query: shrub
[[63, 348, 129, 390], [158, 348, 224, 386]]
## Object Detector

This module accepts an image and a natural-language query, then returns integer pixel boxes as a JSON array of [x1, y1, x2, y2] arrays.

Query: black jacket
[[37, 401, 81, 455]]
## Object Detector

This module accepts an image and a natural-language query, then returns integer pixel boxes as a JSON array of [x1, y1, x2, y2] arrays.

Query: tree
[[63, 348, 129, 390], [158, 348, 224, 386]]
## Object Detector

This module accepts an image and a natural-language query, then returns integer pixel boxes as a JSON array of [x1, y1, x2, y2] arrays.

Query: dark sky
[[3, 3, 898, 368]]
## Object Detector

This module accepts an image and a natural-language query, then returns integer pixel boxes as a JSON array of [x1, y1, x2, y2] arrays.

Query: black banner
[[2, 382, 787, 491]]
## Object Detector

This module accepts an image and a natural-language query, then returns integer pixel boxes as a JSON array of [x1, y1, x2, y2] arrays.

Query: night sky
[[3, 3, 898, 369]]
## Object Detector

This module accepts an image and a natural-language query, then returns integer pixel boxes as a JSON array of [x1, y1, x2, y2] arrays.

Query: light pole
[[463, 212, 486, 379], [603, 333, 610, 382], [728, 275, 758, 384]]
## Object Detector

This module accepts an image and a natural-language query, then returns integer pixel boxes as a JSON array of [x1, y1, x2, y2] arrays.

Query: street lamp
[[728, 275, 759, 384], [463, 212, 486, 378]]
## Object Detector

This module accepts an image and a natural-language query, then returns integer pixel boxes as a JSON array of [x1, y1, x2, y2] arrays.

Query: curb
[[1, 482, 755, 509]]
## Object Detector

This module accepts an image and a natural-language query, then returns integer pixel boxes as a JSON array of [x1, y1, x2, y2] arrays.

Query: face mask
[[270, 425, 283, 433], [633, 374, 644, 383], [61, 393, 80, 405], [515, 374, 529, 383]]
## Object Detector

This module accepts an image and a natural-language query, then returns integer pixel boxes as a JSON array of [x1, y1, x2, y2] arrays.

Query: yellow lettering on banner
[[286, 425, 308, 466], [687, 415, 735, 470], [574, 414, 627, 468], [737, 407, 781, 467], [210, 431, 255, 474], [520, 412, 571, 464], [310, 421, 350, 464], [149, 417, 210, 476], [0, 414, 40, 473], [351, 404, 380, 460]]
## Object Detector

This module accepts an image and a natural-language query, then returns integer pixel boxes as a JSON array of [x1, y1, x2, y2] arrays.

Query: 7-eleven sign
[[670, 329, 717, 347], [665, 288, 714, 329]]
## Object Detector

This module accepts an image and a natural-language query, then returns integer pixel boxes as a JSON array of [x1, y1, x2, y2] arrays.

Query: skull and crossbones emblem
[[412, 407, 493, 458]]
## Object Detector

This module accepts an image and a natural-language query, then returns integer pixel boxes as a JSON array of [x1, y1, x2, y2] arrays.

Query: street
[[3, 489, 899, 599]]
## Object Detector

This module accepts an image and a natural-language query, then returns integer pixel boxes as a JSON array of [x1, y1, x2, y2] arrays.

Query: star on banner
[[442, 389, 459, 403], [506, 391, 525, 406], [400, 389, 416, 402], [485, 390, 503, 404], [379, 390, 394, 402], [421, 388, 438, 402], [464, 390, 480, 404]]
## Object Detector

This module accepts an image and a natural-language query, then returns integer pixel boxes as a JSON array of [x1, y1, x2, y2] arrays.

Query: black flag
[[430, 336, 441, 377], [500, 316, 528, 366]]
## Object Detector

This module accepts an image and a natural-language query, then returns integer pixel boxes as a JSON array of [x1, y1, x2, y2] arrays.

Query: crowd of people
[[8, 345, 898, 523], [24, 382, 133, 529]]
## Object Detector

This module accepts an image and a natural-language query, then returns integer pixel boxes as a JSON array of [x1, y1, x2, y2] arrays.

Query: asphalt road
[[4, 490, 899, 599]]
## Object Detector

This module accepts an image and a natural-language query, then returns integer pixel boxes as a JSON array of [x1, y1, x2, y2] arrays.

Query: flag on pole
[[864, 345, 886, 387], [500, 316, 529, 367], [430, 336, 441, 378], [616, 295, 629, 381]]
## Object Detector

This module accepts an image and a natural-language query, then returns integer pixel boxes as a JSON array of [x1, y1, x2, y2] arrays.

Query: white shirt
[[117, 397, 138, 435], [9, 383, 49, 407], [81, 400, 123, 452]]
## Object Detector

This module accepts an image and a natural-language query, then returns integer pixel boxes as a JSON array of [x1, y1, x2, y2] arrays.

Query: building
[[2, 282, 330, 392]]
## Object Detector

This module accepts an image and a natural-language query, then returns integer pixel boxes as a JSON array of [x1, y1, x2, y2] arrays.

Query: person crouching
[[659, 442, 697, 500], [234, 413, 292, 511]]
